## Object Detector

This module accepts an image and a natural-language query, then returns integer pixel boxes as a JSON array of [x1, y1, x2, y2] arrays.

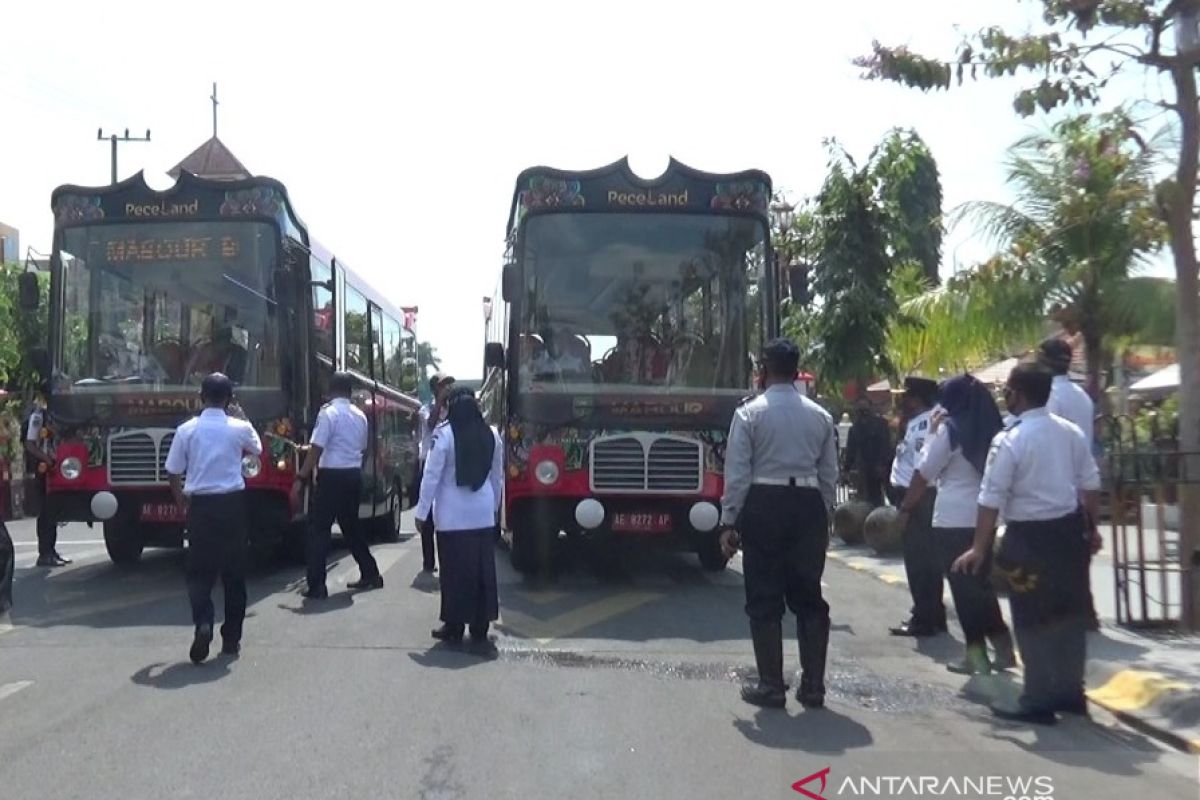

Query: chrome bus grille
[[590, 434, 703, 494], [108, 430, 175, 485]]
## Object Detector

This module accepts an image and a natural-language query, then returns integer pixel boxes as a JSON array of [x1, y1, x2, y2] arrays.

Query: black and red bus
[[35, 171, 420, 564], [481, 157, 776, 573]]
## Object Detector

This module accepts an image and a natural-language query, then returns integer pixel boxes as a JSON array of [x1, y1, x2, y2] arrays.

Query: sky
[[0, 0, 1177, 379]]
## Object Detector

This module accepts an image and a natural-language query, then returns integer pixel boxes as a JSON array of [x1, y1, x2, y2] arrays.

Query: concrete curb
[[827, 545, 1200, 754]]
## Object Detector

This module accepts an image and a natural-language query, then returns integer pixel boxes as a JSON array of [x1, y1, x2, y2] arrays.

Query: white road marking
[[0, 681, 33, 703], [13, 539, 107, 547]]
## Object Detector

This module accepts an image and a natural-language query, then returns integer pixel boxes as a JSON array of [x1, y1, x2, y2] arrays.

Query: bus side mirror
[[501, 264, 518, 303], [18, 272, 39, 311], [484, 342, 505, 370]]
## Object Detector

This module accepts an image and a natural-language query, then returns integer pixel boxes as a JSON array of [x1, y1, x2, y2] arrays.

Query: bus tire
[[103, 518, 145, 566], [697, 533, 730, 572], [373, 490, 401, 543]]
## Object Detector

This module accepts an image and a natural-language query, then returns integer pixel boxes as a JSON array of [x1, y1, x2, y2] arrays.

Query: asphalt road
[[0, 516, 1196, 800]]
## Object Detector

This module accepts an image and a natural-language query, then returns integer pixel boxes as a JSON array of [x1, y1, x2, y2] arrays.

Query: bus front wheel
[[103, 517, 145, 566]]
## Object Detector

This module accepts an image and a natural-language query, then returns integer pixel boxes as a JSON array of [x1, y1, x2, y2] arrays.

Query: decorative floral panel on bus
[[56, 221, 280, 391], [518, 212, 766, 397]]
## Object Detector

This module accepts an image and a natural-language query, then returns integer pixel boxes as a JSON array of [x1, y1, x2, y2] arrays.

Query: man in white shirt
[[416, 373, 454, 573], [295, 371, 380, 599], [888, 377, 947, 638], [24, 397, 69, 567], [954, 364, 1101, 725], [1039, 337, 1100, 630], [165, 373, 263, 664]]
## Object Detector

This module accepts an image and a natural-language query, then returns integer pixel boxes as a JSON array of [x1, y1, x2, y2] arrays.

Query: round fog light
[[688, 501, 720, 532], [575, 498, 605, 530], [90, 491, 118, 521], [534, 459, 560, 486]]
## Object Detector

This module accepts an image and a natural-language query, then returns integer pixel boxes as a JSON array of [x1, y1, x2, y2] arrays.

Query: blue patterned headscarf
[[937, 374, 1003, 474]]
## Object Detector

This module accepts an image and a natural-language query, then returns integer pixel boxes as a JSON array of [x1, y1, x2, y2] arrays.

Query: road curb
[[828, 545, 1200, 754]]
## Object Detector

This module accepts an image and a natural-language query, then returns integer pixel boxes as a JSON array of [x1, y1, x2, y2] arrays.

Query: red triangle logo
[[792, 767, 832, 799]]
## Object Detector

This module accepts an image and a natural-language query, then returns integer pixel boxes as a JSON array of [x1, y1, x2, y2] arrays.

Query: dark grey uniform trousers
[[740, 485, 829, 626], [186, 492, 248, 644], [999, 512, 1090, 713]]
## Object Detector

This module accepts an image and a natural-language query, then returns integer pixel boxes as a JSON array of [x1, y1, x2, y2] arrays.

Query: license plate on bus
[[140, 502, 184, 523], [611, 512, 673, 533]]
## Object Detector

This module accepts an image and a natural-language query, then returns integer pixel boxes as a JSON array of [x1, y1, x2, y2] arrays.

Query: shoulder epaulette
[[738, 394, 755, 407]]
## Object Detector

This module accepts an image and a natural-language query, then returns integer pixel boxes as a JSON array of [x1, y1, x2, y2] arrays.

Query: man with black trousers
[[888, 376, 947, 638], [165, 373, 262, 664], [296, 371, 383, 599], [954, 363, 1101, 724], [24, 396, 69, 567], [416, 373, 455, 574], [719, 338, 839, 710]]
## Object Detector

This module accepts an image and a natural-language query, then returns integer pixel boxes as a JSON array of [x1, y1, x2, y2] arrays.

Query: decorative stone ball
[[833, 500, 872, 545], [864, 505, 903, 554]]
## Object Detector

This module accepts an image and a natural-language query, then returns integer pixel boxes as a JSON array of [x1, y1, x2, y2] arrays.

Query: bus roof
[[506, 156, 772, 234]]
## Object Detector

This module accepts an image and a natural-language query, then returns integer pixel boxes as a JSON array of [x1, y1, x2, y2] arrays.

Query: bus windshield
[[518, 212, 765, 396], [55, 221, 281, 390]]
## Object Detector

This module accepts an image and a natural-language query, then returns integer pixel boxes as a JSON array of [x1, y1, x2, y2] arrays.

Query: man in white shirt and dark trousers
[[954, 364, 1102, 724], [165, 373, 263, 664], [24, 397, 69, 567], [416, 373, 454, 574], [1039, 337, 1101, 631], [296, 372, 382, 599], [719, 338, 839, 710], [888, 377, 947, 638]]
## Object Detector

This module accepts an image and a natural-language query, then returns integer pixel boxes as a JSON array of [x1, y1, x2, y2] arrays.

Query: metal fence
[[1100, 415, 1192, 629]]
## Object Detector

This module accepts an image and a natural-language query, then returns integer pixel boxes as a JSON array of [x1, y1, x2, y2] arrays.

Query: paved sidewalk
[[828, 527, 1200, 753]]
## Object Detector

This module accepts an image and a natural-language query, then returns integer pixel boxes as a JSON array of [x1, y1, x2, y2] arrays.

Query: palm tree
[[948, 111, 1168, 398]]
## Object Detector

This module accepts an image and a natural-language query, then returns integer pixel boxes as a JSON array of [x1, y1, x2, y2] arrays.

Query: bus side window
[[344, 285, 369, 374], [311, 255, 334, 360]]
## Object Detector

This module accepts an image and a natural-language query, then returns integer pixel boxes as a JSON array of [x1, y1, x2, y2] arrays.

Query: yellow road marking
[[1087, 669, 1191, 713], [497, 591, 661, 644], [513, 590, 571, 607]]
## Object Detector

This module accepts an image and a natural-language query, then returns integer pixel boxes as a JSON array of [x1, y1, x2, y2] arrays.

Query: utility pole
[[96, 128, 151, 185], [211, 82, 219, 138]]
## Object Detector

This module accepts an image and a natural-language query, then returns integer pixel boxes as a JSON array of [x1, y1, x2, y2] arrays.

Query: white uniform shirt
[[311, 397, 368, 470], [720, 385, 839, 525], [418, 403, 439, 463], [977, 407, 1100, 522], [915, 424, 982, 529], [25, 408, 44, 445], [890, 409, 933, 489], [414, 423, 504, 532], [164, 408, 262, 496], [1048, 375, 1095, 452]]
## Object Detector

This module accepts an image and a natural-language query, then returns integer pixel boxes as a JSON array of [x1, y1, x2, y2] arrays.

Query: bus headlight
[[59, 457, 83, 481], [241, 455, 262, 479], [534, 460, 560, 486]]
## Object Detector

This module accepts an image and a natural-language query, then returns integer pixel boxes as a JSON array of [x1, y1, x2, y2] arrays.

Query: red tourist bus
[[481, 158, 777, 573], [34, 171, 420, 564]]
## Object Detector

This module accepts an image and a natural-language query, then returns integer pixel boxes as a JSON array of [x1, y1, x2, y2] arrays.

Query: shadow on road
[[130, 658, 234, 689], [732, 706, 873, 753], [279, 592, 356, 615], [408, 644, 492, 671], [988, 719, 1171, 778]]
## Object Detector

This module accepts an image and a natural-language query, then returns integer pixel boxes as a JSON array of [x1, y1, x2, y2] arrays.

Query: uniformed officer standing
[[416, 373, 455, 574], [719, 338, 839, 709], [295, 371, 383, 599], [953, 364, 1101, 724], [887, 377, 947, 638], [165, 373, 262, 664], [24, 397, 69, 567]]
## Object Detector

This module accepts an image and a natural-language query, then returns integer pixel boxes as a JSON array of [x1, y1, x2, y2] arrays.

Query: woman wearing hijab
[[414, 387, 504, 659], [896, 374, 1016, 675]]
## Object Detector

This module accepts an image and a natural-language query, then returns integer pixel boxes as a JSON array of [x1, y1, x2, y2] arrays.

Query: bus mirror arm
[[501, 264, 517, 303], [309, 279, 334, 291]]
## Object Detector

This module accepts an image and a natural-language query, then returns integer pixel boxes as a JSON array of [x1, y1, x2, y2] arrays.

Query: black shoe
[[741, 680, 787, 709], [301, 586, 328, 600], [51, 552, 72, 566], [221, 640, 241, 657], [1055, 696, 1090, 717], [431, 625, 463, 644], [797, 615, 829, 709], [422, 566, 437, 574], [190, 624, 213, 665], [468, 637, 499, 660], [990, 705, 1057, 725], [348, 575, 384, 591], [36, 555, 67, 568], [889, 619, 945, 637]]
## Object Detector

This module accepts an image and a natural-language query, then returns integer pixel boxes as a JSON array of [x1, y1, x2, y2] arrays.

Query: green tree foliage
[[871, 129, 944, 284], [804, 147, 897, 392], [0, 263, 48, 393]]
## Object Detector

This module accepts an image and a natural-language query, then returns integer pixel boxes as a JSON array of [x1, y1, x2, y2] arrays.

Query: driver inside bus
[[530, 326, 586, 378]]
